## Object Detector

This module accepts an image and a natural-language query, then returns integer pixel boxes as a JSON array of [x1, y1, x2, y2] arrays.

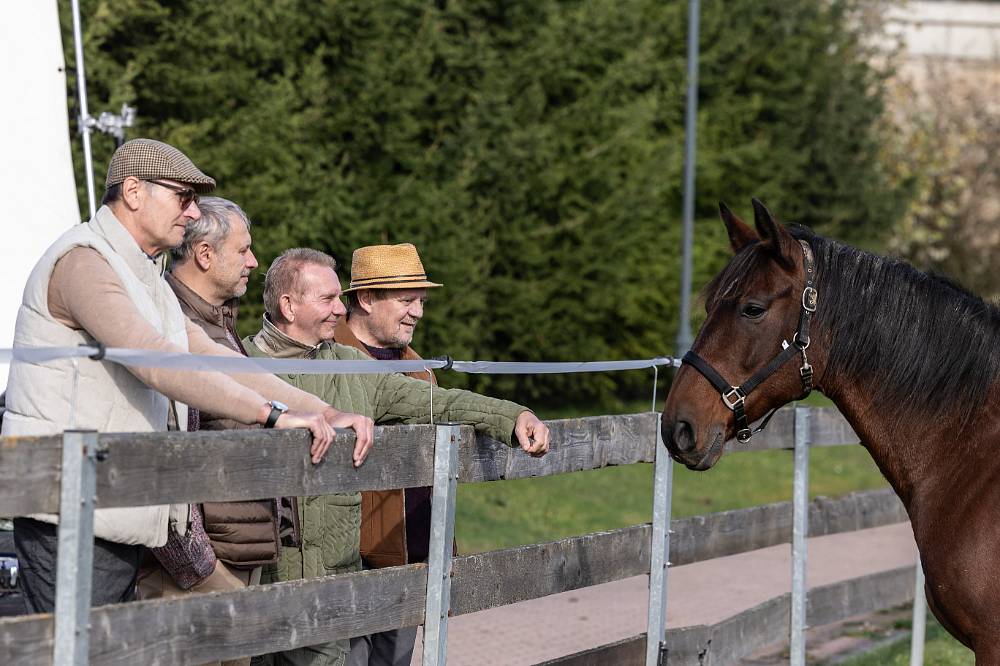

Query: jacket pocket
[[321, 493, 361, 572]]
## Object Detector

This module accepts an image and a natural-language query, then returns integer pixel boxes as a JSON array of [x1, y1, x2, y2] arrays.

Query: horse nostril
[[673, 421, 696, 453]]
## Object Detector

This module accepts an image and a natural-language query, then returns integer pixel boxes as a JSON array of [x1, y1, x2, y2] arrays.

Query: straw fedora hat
[[345, 243, 443, 292]]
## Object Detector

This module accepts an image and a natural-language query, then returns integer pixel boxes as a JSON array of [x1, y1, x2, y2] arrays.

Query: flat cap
[[106, 138, 216, 194]]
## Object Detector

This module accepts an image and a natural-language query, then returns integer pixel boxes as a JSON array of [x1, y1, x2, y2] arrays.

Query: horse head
[[662, 199, 826, 470]]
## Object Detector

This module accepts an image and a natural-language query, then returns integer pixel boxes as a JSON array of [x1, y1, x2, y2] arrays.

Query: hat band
[[351, 273, 431, 288]]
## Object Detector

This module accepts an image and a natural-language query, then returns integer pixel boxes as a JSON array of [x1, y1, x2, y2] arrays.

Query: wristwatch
[[264, 400, 288, 428]]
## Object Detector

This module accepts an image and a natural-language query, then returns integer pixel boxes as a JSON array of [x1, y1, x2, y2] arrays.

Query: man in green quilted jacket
[[245, 248, 550, 666]]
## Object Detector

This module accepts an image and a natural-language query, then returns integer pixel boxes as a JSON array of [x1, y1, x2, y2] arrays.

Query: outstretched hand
[[273, 410, 335, 464], [514, 411, 550, 457]]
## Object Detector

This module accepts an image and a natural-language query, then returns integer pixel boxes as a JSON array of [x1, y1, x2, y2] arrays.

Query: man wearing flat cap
[[2, 138, 373, 614], [336, 244, 443, 666]]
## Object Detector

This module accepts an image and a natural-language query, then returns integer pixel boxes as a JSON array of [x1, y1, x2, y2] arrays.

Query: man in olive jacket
[[245, 248, 550, 666]]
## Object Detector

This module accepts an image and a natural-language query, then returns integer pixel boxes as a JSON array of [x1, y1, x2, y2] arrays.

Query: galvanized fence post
[[421, 424, 461, 666], [646, 416, 674, 666], [910, 556, 926, 666], [790, 406, 810, 666], [53, 430, 100, 666]]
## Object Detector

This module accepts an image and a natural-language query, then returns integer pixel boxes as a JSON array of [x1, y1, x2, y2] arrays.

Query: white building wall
[[887, 1, 1000, 61]]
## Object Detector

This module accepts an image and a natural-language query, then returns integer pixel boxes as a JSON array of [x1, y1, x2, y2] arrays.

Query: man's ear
[[194, 242, 213, 271], [119, 176, 143, 212], [278, 294, 295, 323], [720, 201, 758, 253], [751, 198, 796, 270], [356, 290, 375, 315]]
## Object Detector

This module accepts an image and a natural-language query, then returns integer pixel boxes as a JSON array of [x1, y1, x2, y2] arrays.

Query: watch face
[[270, 400, 289, 412]]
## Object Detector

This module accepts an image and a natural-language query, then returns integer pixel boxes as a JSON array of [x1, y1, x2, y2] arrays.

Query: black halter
[[682, 239, 818, 443]]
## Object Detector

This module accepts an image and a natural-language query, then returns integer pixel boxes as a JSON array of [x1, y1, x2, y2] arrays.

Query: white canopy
[[0, 2, 81, 392]]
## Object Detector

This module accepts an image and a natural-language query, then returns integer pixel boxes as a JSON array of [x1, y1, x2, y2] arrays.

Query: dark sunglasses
[[147, 180, 199, 210]]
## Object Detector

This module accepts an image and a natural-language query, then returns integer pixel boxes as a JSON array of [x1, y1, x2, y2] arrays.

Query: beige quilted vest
[[3, 205, 189, 547]]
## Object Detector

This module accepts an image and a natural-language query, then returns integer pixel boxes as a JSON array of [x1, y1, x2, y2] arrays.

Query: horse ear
[[719, 201, 757, 253], [751, 198, 796, 269]]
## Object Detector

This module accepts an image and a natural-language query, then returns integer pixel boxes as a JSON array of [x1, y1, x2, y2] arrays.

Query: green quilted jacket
[[244, 317, 526, 584]]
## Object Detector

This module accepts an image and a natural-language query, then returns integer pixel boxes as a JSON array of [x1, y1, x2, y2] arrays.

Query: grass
[[455, 397, 888, 553], [838, 615, 973, 665]]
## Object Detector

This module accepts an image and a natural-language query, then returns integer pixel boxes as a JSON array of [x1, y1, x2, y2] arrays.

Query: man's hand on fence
[[273, 410, 335, 463], [514, 411, 550, 457], [324, 409, 375, 467]]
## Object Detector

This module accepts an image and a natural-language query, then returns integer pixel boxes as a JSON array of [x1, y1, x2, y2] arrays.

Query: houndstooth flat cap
[[106, 138, 216, 193]]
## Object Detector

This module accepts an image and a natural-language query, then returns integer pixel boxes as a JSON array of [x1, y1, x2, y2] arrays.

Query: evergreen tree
[[60, 0, 905, 405]]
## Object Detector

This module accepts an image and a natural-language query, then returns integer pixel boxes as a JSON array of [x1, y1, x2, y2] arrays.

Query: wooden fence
[[0, 407, 913, 665]]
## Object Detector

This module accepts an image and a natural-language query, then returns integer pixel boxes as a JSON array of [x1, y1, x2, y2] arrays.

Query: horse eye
[[741, 303, 767, 319]]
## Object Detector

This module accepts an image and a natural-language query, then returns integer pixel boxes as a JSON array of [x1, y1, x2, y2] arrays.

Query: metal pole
[[645, 417, 674, 666], [910, 557, 926, 666], [790, 406, 810, 666], [675, 0, 700, 356], [421, 424, 461, 666], [53, 430, 99, 666], [70, 0, 97, 219]]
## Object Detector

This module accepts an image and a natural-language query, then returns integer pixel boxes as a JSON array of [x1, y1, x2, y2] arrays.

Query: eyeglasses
[[147, 180, 199, 210]]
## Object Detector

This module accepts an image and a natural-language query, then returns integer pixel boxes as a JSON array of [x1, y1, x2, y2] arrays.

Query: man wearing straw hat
[[335, 243, 443, 666], [2, 139, 372, 615], [244, 247, 549, 666]]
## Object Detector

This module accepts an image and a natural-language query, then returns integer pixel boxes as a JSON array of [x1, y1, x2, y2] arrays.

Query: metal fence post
[[422, 424, 461, 666], [790, 406, 810, 666], [646, 416, 674, 666], [910, 556, 926, 666], [53, 430, 100, 666]]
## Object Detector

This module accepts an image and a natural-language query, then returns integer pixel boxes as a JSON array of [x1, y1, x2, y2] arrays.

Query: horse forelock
[[702, 243, 773, 308]]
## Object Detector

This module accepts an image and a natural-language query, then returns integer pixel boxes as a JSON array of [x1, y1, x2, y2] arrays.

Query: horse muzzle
[[660, 414, 726, 471]]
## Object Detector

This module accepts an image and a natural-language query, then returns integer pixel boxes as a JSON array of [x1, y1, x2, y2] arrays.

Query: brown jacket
[[333, 320, 437, 568], [166, 272, 283, 568]]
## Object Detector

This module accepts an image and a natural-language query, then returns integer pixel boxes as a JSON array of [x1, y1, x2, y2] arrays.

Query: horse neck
[[822, 371, 1000, 527]]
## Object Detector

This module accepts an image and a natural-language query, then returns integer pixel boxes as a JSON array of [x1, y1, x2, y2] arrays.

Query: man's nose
[[186, 201, 202, 221], [333, 297, 347, 316], [246, 249, 259, 270], [410, 301, 424, 320]]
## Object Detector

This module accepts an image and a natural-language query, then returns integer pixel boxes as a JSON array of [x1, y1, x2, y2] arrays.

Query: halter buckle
[[722, 387, 746, 411], [736, 428, 753, 443], [802, 287, 818, 313], [793, 332, 810, 350], [800, 362, 813, 384]]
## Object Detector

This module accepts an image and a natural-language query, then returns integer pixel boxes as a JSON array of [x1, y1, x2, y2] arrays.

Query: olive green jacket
[[244, 317, 526, 583]]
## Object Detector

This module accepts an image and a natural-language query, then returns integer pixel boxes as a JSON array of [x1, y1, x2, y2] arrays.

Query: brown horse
[[661, 199, 1000, 662]]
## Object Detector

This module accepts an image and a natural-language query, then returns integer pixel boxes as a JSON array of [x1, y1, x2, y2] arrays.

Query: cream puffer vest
[[2, 206, 189, 547]]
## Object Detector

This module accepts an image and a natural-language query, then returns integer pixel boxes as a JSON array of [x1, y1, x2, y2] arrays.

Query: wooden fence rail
[[0, 414, 658, 514], [0, 407, 913, 665], [0, 488, 905, 664]]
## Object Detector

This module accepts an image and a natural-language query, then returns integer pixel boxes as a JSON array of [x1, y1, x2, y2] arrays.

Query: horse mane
[[704, 225, 1000, 425]]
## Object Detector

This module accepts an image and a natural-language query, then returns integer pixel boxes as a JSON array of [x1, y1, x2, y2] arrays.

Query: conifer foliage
[[61, 0, 903, 404]]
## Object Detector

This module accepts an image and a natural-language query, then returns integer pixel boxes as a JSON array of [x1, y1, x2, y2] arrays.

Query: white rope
[[0, 346, 681, 376]]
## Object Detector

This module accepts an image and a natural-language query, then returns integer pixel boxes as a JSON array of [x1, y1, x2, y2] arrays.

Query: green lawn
[[839, 615, 973, 665], [455, 400, 889, 554]]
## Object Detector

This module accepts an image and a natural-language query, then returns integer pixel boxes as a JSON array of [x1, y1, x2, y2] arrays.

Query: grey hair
[[170, 196, 251, 263], [264, 248, 338, 324]]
